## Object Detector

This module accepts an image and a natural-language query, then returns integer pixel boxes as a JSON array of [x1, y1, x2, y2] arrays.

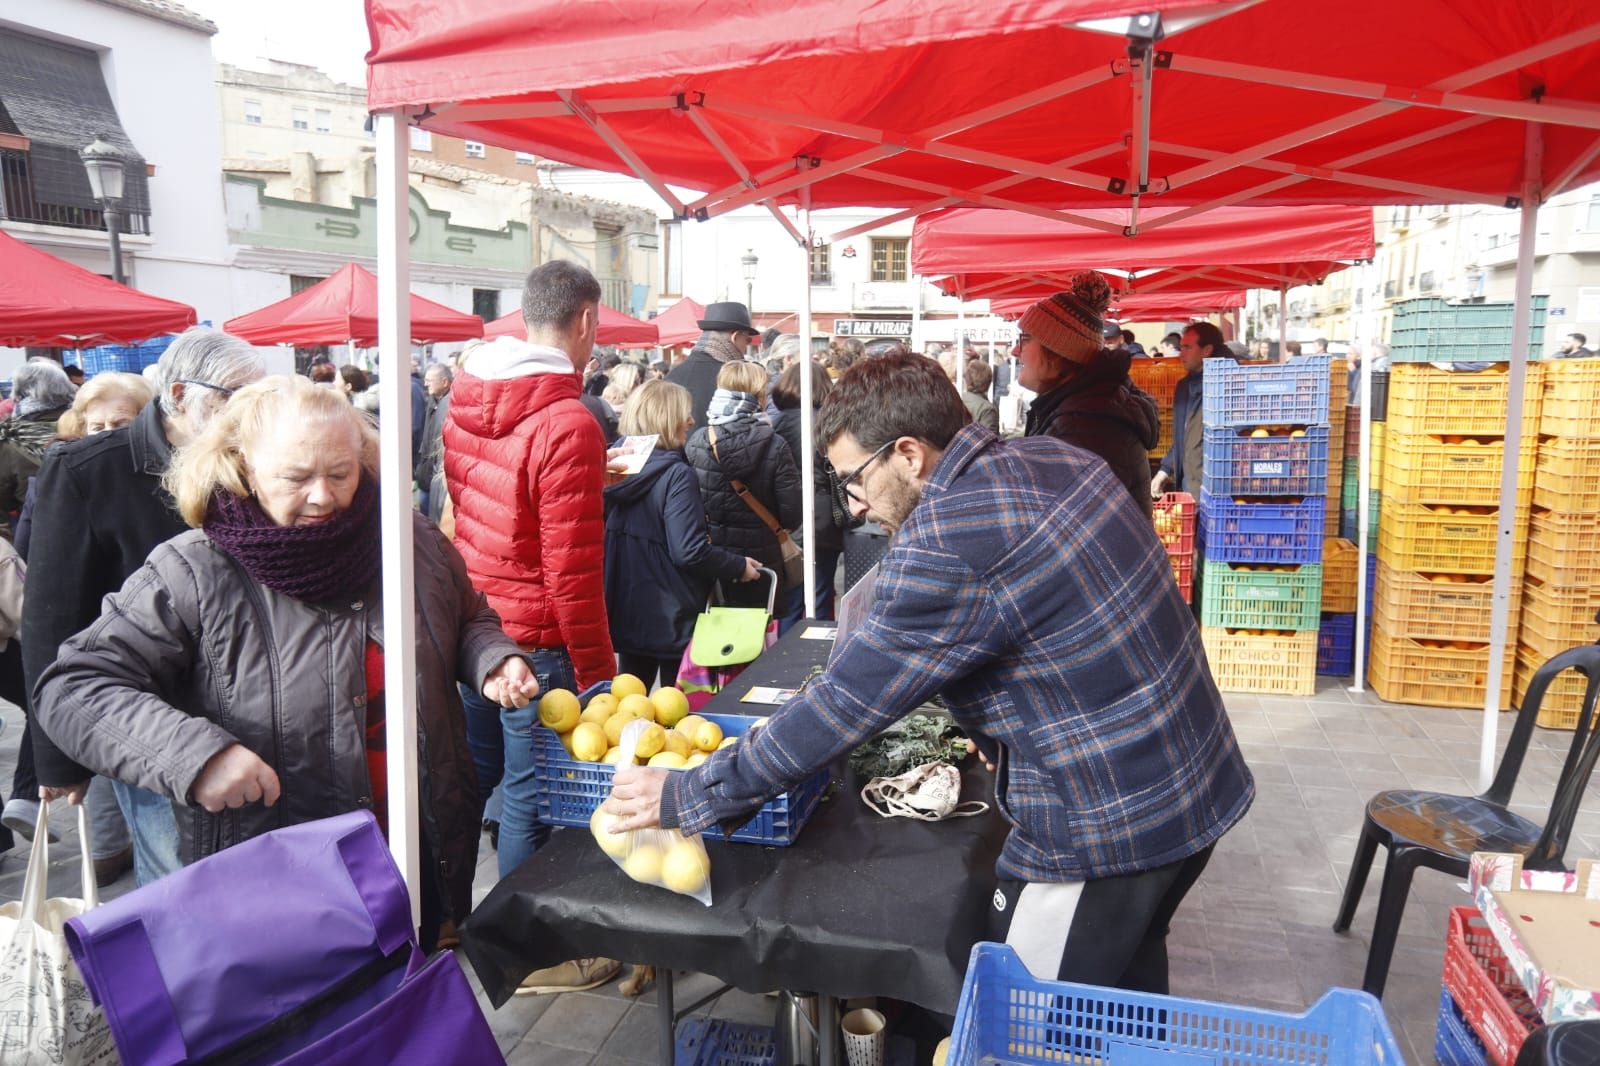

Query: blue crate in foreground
[[1202, 354, 1332, 429], [675, 1018, 776, 1066], [1318, 613, 1356, 675], [1435, 988, 1492, 1066], [948, 943, 1405, 1065], [1199, 491, 1326, 565]]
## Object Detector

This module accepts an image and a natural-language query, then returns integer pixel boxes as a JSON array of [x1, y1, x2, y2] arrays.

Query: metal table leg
[[658, 968, 676, 1066], [818, 993, 839, 1066]]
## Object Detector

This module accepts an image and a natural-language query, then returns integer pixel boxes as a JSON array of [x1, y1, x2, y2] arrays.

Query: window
[[472, 288, 500, 321], [464, 141, 485, 159], [409, 126, 433, 151], [244, 100, 262, 125], [870, 237, 908, 282], [1587, 195, 1600, 232], [291, 107, 309, 131], [810, 242, 832, 285], [662, 221, 683, 296], [515, 152, 535, 165], [289, 274, 325, 295], [315, 109, 332, 134]]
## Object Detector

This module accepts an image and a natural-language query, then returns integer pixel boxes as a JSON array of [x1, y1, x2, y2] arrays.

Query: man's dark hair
[[772, 361, 832, 411], [339, 364, 370, 392], [1285, 340, 1302, 356], [1314, 337, 1329, 349], [761, 327, 781, 352], [601, 353, 623, 370], [1572, 332, 1588, 346], [521, 259, 602, 330], [817, 352, 969, 450], [1184, 321, 1228, 359], [309, 362, 338, 384], [964, 359, 993, 393], [1120, 329, 1136, 344], [64, 364, 86, 384], [1163, 332, 1181, 347]]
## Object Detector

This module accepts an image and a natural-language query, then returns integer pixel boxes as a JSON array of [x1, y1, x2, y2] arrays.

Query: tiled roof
[[89, 0, 218, 35]]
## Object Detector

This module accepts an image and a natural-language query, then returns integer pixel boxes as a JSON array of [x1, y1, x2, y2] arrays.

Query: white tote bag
[[0, 801, 117, 1065]]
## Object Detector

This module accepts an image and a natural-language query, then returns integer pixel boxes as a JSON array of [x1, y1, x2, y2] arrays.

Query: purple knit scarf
[[204, 476, 382, 604]]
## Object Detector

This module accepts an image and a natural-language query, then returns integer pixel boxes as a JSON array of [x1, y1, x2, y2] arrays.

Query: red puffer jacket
[[443, 338, 614, 688]]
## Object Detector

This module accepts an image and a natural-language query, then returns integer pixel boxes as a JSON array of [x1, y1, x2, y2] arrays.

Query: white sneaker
[[2, 797, 58, 843]]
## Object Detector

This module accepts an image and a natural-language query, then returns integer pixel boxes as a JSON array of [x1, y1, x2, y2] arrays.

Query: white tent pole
[[799, 175, 817, 621], [1351, 346, 1371, 692], [375, 111, 421, 929], [956, 300, 966, 392], [1278, 284, 1288, 359], [1481, 122, 1543, 791], [911, 274, 924, 354]]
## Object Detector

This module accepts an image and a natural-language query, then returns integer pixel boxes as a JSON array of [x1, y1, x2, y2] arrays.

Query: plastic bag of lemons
[[590, 718, 714, 906]]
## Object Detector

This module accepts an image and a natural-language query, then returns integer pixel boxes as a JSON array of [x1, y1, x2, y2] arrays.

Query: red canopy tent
[[913, 205, 1374, 301], [483, 303, 659, 346], [223, 263, 483, 346], [990, 289, 1246, 322], [0, 230, 196, 348], [650, 298, 707, 347]]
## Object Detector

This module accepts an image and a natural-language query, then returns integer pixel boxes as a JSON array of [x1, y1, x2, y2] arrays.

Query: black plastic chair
[[1515, 1019, 1600, 1066], [1332, 642, 1600, 998]]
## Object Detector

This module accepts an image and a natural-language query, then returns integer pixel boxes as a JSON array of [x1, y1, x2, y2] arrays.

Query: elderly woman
[[0, 360, 78, 519], [1017, 272, 1160, 518], [34, 375, 538, 943]]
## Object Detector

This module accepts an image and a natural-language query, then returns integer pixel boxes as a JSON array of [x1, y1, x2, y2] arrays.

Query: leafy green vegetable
[[849, 713, 970, 780]]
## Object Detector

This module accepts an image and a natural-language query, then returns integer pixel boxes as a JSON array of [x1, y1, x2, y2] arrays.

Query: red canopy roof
[[223, 263, 484, 346], [651, 298, 706, 347], [484, 303, 660, 346], [0, 230, 197, 348], [366, 1, 1600, 224], [914, 205, 1374, 300], [991, 289, 1247, 322]]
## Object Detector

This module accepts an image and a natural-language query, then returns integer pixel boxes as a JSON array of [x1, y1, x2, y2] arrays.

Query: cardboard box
[[1468, 852, 1600, 1024]]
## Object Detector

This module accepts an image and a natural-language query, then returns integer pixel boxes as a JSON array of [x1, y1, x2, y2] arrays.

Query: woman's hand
[[964, 739, 997, 773], [483, 656, 541, 708], [602, 765, 668, 832], [740, 557, 762, 582], [38, 782, 90, 806], [192, 744, 281, 812]]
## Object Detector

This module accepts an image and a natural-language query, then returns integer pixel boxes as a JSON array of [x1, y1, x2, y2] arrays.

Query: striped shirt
[[660, 424, 1254, 883]]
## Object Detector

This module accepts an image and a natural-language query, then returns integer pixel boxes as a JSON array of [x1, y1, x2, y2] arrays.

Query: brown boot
[[93, 846, 133, 888], [513, 958, 621, 996]]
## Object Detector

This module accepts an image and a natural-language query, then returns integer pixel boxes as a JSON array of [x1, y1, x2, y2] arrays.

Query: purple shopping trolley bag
[[61, 811, 501, 1066]]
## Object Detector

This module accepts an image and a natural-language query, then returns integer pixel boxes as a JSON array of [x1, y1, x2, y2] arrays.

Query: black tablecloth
[[463, 624, 1009, 1011]]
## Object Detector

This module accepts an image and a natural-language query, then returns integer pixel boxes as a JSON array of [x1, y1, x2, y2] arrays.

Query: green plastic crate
[[1388, 296, 1548, 363], [1200, 563, 1324, 631]]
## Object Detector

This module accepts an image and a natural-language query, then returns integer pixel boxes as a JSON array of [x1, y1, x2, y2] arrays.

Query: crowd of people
[[1, 258, 1266, 1006]]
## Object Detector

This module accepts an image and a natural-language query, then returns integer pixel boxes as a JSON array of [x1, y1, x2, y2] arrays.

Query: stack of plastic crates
[[1131, 360, 1188, 468], [1317, 538, 1377, 676], [1368, 363, 1542, 709], [948, 942, 1406, 1066], [1517, 358, 1600, 727], [1324, 359, 1349, 537], [1436, 907, 1540, 1066], [1387, 295, 1549, 363], [1340, 408, 1384, 551], [1199, 355, 1330, 696], [1152, 492, 1195, 603], [75, 332, 181, 376]]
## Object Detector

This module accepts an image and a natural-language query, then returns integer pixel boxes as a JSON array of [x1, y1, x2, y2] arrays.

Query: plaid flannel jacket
[[660, 424, 1254, 883]]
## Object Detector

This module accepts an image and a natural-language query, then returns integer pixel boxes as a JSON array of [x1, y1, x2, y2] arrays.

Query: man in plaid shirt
[[608, 352, 1253, 992]]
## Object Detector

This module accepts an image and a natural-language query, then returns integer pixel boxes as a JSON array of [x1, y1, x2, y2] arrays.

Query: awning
[[0, 230, 196, 348], [914, 205, 1374, 300], [991, 289, 1247, 322], [483, 303, 659, 346], [651, 298, 707, 347], [223, 263, 484, 346]]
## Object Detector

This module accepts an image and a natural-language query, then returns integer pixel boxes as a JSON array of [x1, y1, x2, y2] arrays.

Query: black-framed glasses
[[836, 439, 896, 501], [178, 379, 237, 399]]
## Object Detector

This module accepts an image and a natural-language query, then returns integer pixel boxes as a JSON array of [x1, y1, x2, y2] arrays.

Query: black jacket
[[772, 407, 846, 554], [413, 391, 450, 488], [685, 417, 802, 596], [579, 393, 618, 444], [603, 448, 747, 658], [22, 400, 189, 784], [1025, 354, 1161, 519], [666, 349, 727, 432]]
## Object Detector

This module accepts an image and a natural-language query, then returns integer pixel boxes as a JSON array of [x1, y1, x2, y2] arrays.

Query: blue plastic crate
[[1202, 426, 1331, 497], [949, 943, 1405, 1065], [675, 1018, 776, 1066], [532, 685, 829, 846], [1340, 504, 1380, 551], [1436, 988, 1492, 1066], [76, 332, 180, 376], [1317, 613, 1356, 675], [1198, 490, 1326, 565], [1202, 354, 1332, 428]]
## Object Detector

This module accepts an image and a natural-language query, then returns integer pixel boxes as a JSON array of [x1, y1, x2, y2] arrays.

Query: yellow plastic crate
[[1538, 359, 1600, 438], [1322, 537, 1359, 613], [1370, 423, 1386, 491], [1519, 578, 1600, 654], [1368, 624, 1515, 709], [1129, 360, 1189, 410], [1386, 363, 1544, 438], [1376, 501, 1530, 575], [1201, 627, 1317, 696], [1381, 431, 1537, 508], [1513, 643, 1593, 730], [1330, 358, 1349, 412], [1532, 436, 1600, 513], [1371, 559, 1513, 643], [1525, 509, 1600, 588]]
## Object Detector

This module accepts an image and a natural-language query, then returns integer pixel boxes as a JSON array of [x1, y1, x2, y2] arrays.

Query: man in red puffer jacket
[[444, 260, 621, 993]]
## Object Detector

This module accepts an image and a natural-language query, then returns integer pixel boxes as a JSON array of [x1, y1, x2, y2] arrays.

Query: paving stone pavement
[[3, 676, 1597, 1065]]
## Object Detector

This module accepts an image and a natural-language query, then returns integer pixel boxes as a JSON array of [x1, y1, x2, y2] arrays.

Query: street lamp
[[79, 134, 127, 285], [741, 248, 759, 312]]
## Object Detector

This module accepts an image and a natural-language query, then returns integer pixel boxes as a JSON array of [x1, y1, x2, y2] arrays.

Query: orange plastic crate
[[1376, 501, 1529, 576], [1386, 363, 1544, 438], [1201, 627, 1317, 696], [1371, 560, 1511, 643], [1538, 359, 1600, 438], [1321, 537, 1359, 613], [1532, 436, 1600, 513], [1381, 431, 1536, 508], [1368, 624, 1515, 709], [1525, 509, 1600, 588], [1513, 643, 1594, 730], [1519, 577, 1600, 653]]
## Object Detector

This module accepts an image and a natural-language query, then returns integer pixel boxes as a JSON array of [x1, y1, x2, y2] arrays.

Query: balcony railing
[[0, 149, 150, 235], [599, 276, 630, 314]]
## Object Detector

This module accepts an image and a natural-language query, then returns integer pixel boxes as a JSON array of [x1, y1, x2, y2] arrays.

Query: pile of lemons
[[537, 674, 735, 768], [589, 807, 711, 895]]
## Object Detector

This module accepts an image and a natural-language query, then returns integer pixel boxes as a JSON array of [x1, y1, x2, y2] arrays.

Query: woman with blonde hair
[[604, 380, 759, 688], [56, 372, 155, 439], [685, 360, 801, 607], [33, 375, 537, 944], [601, 361, 645, 416]]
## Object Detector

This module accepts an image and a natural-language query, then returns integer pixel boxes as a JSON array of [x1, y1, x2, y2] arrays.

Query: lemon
[[661, 841, 710, 894], [604, 708, 643, 746], [559, 729, 577, 755], [634, 722, 667, 759], [537, 689, 581, 733], [604, 746, 626, 766], [623, 843, 664, 883], [718, 736, 738, 751], [570, 722, 608, 762], [1250, 428, 1270, 438], [650, 686, 691, 728], [691, 720, 724, 753], [590, 807, 630, 859], [675, 714, 707, 738], [661, 730, 692, 758], [648, 751, 687, 769], [611, 673, 648, 701], [618, 693, 657, 723], [684, 752, 708, 768], [580, 694, 618, 726]]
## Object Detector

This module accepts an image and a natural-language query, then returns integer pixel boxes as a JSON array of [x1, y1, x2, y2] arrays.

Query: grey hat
[[696, 301, 759, 336]]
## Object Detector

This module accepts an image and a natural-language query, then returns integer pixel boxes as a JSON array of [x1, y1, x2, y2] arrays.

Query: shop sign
[[834, 318, 912, 338]]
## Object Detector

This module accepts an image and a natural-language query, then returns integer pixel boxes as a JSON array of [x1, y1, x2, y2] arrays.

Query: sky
[[182, 0, 372, 85]]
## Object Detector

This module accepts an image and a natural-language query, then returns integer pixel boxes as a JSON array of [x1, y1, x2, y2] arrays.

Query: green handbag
[[689, 568, 777, 668]]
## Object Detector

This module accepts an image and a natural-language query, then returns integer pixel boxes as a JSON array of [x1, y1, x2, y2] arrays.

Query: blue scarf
[[706, 388, 759, 426]]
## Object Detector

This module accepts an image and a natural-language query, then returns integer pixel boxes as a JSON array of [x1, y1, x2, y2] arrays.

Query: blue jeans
[[465, 647, 576, 879], [779, 547, 842, 634], [111, 780, 181, 886]]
